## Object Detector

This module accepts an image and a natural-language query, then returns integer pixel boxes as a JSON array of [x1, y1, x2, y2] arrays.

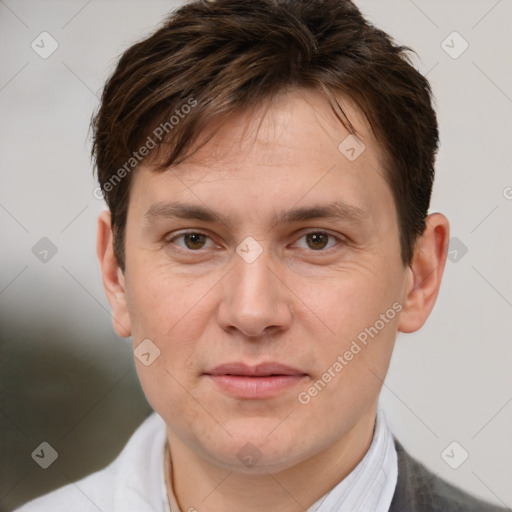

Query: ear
[[398, 213, 450, 333], [96, 210, 132, 338]]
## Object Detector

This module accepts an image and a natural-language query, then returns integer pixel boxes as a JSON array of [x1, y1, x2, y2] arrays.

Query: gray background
[[1, 0, 511, 510]]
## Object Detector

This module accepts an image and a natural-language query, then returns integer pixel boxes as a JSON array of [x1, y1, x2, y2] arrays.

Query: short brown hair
[[91, 0, 439, 272]]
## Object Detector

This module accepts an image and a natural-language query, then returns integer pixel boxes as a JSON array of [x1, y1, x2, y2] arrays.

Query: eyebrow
[[143, 200, 370, 227]]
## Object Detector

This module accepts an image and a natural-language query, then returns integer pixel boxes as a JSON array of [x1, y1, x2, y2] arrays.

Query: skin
[[97, 88, 449, 512]]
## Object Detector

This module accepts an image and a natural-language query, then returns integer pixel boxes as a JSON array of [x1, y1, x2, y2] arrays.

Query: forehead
[[179, 89, 383, 172], [129, 88, 394, 225]]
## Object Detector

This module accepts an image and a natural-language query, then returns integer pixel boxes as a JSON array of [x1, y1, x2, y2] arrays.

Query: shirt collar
[[307, 408, 398, 512]]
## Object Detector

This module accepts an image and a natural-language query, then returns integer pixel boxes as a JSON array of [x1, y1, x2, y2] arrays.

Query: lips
[[206, 362, 306, 377], [204, 362, 308, 399]]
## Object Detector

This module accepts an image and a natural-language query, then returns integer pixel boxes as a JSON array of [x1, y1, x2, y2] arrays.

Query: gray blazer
[[389, 439, 509, 512]]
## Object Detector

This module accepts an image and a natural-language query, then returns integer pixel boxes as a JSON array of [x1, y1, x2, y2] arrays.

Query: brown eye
[[305, 232, 330, 250], [183, 233, 207, 250]]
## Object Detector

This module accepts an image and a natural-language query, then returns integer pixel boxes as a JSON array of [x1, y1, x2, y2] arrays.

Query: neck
[[165, 405, 378, 512]]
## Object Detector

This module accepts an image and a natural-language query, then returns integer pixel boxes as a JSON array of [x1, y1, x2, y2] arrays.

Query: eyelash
[[164, 229, 345, 254]]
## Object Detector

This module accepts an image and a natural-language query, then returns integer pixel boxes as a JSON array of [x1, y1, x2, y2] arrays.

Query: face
[[115, 89, 413, 473]]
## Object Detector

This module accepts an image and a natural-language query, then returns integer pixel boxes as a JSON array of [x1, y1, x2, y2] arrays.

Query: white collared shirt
[[16, 408, 397, 512]]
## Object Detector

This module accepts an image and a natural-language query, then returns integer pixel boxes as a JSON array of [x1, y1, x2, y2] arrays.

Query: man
[[16, 0, 507, 511]]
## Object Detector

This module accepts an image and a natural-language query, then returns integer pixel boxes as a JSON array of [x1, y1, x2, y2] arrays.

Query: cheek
[[126, 265, 217, 386], [292, 264, 401, 385], [297, 263, 399, 334], [135, 357, 205, 437], [125, 262, 209, 339], [295, 291, 397, 425]]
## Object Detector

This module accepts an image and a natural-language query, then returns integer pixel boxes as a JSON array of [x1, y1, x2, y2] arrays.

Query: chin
[[192, 423, 315, 474]]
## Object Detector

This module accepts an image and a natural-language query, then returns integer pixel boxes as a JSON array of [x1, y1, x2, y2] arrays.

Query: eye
[[294, 231, 341, 251], [166, 231, 215, 251]]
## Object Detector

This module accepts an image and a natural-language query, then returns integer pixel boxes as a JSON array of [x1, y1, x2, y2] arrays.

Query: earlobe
[[397, 213, 450, 334], [96, 210, 132, 338]]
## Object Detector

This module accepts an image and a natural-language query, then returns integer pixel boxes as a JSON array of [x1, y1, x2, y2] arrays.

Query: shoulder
[[390, 438, 508, 512], [14, 413, 167, 512]]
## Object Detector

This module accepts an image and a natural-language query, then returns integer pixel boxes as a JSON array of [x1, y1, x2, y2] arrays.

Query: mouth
[[204, 362, 308, 399]]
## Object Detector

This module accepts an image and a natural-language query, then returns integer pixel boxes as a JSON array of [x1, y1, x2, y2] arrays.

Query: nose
[[217, 247, 292, 339]]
